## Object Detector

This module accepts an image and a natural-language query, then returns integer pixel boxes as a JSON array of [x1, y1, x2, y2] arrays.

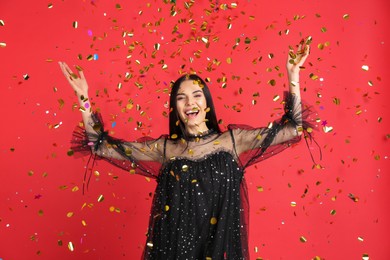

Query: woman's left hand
[[286, 39, 310, 78]]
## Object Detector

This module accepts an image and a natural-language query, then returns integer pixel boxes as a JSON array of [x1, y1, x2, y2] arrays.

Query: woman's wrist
[[78, 93, 91, 110]]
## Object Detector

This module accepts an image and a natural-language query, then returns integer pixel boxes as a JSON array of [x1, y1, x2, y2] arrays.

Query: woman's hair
[[169, 74, 221, 139]]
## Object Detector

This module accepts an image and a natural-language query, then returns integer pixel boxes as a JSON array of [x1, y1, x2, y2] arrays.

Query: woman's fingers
[[287, 40, 310, 67], [296, 45, 310, 67], [79, 70, 85, 80]]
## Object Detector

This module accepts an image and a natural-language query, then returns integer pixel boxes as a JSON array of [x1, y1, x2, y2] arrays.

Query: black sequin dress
[[71, 92, 315, 259]]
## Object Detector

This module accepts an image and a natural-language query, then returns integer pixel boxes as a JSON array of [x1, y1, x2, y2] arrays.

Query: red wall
[[1, 0, 389, 259]]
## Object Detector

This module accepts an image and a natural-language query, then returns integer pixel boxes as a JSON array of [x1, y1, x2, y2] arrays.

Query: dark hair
[[169, 74, 221, 139]]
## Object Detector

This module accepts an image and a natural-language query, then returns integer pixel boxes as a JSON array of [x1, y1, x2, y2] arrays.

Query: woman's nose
[[185, 97, 194, 106]]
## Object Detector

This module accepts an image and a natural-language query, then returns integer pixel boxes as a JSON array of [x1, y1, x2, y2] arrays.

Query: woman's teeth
[[186, 110, 199, 118]]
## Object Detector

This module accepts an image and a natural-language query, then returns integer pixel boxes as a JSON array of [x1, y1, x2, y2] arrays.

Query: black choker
[[186, 129, 215, 139]]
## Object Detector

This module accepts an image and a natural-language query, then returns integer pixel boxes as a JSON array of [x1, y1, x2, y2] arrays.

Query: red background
[[1, 0, 389, 259]]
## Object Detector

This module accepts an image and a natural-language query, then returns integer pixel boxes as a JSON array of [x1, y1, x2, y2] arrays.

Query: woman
[[59, 41, 311, 259]]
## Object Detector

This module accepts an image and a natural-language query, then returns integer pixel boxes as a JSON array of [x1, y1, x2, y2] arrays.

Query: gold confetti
[[299, 236, 307, 243], [210, 217, 217, 225], [147, 241, 153, 248], [0, 20, 5, 26], [171, 134, 178, 139], [48, 3, 53, 8], [165, 205, 170, 211], [68, 241, 74, 251], [310, 73, 319, 80], [348, 193, 359, 202], [66, 212, 74, 218], [256, 186, 263, 192], [72, 21, 78, 28], [97, 194, 104, 202], [362, 254, 369, 260], [268, 79, 276, 86], [332, 98, 340, 105], [81, 220, 87, 226], [182, 165, 189, 172], [358, 236, 364, 242], [290, 201, 297, 207], [343, 14, 350, 20], [226, 57, 232, 64], [330, 209, 336, 215], [115, 3, 122, 10], [58, 240, 63, 246], [362, 65, 369, 71]]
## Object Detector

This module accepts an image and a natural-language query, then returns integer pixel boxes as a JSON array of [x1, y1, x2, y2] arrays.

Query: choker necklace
[[186, 129, 215, 139]]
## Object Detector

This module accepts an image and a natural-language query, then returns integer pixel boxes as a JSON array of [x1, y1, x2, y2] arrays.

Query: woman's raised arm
[[58, 62, 165, 179], [230, 39, 313, 168], [58, 61, 94, 134]]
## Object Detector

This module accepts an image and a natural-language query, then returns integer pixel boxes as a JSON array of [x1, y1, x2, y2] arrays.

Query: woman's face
[[176, 79, 209, 135]]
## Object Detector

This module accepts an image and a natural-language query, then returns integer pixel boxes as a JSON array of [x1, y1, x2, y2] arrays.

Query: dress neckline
[[186, 129, 216, 140]]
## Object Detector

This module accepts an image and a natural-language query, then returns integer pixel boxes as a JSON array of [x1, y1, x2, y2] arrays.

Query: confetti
[[68, 241, 74, 251], [97, 194, 104, 202], [343, 14, 350, 20]]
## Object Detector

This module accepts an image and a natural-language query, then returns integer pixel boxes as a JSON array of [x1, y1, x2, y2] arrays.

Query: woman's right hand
[[58, 61, 89, 97]]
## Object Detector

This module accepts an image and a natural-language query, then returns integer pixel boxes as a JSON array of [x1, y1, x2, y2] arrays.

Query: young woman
[[59, 41, 311, 259]]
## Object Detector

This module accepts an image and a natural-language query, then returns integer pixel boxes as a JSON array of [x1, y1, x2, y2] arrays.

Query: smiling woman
[[58, 41, 314, 259], [169, 74, 222, 139]]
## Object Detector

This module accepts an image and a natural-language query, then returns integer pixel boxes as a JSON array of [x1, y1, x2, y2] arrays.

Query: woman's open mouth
[[185, 108, 200, 119]]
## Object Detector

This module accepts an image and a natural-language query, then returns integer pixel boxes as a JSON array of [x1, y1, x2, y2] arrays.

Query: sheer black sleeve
[[71, 112, 166, 180], [229, 91, 317, 169]]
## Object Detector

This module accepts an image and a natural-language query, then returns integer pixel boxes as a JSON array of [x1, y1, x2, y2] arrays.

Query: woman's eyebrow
[[177, 90, 203, 96]]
